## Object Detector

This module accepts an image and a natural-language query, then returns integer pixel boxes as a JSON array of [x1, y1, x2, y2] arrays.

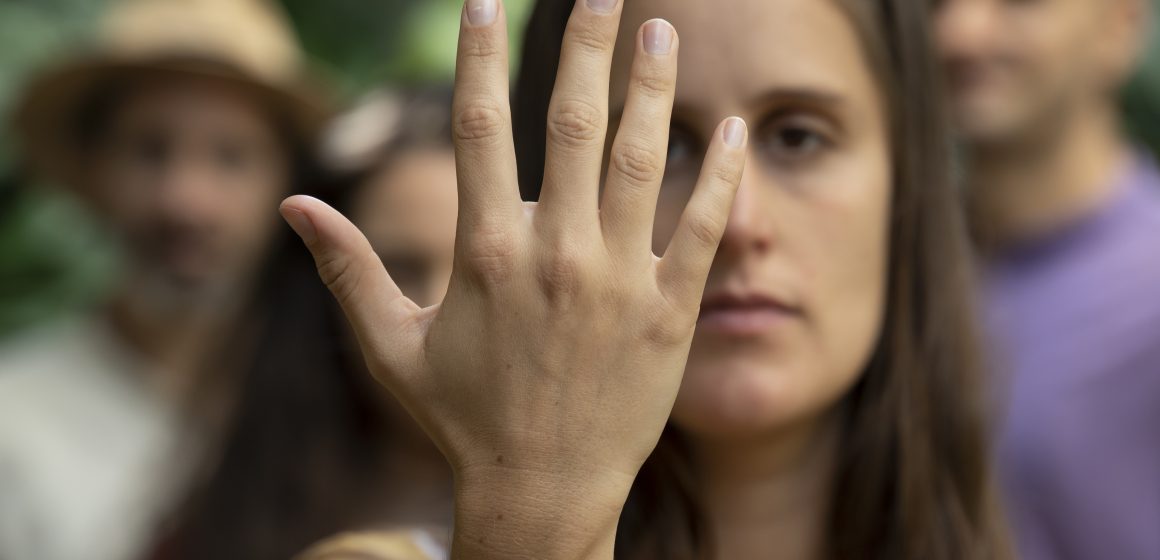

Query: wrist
[[450, 464, 634, 560]]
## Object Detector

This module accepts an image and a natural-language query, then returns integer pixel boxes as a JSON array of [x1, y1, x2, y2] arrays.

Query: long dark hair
[[165, 86, 455, 560], [156, 159, 387, 560], [514, 1, 1008, 559]]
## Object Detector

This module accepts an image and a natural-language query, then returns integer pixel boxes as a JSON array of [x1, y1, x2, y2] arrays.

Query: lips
[[697, 292, 801, 336]]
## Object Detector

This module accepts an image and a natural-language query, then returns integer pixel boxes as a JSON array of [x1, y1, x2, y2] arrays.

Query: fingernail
[[643, 19, 674, 55], [724, 117, 747, 148], [466, 0, 497, 26], [587, 0, 618, 14], [281, 207, 317, 244]]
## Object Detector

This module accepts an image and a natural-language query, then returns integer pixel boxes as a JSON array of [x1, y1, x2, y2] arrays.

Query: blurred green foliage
[[1122, 22, 1160, 156], [0, 0, 1158, 336], [280, 0, 535, 95]]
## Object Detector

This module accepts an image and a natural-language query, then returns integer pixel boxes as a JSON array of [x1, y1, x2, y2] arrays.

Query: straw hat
[[12, 0, 329, 186]]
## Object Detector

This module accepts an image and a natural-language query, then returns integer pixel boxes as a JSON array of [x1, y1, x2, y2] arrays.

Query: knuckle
[[643, 318, 692, 347], [709, 160, 744, 187], [685, 211, 726, 249], [611, 141, 664, 186], [453, 102, 509, 146], [547, 98, 605, 148], [316, 252, 367, 309], [567, 22, 613, 56], [643, 301, 696, 347], [536, 245, 586, 302], [459, 34, 503, 63], [632, 72, 673, 99], [463, 227, 519, 284]]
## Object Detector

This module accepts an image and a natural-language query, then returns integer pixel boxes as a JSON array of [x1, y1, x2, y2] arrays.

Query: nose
[[936, 0, 998, 59], [719, 158, 774, 256], [154, 160, 218, 224]]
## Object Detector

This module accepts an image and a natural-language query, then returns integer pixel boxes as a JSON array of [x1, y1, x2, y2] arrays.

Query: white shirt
[[0, 318, 198, 560]]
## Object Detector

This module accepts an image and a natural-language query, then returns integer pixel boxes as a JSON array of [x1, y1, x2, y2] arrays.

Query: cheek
[[214, 170, 287, 255], [428, 259, 455, 305], [803, 178, 889, 404], [91, 165, 154, 235], [671, 157, 890, 437], [1011, 12, 1093, 97]]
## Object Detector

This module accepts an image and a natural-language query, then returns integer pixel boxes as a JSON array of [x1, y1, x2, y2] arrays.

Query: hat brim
[[12, 54, 330, 187]]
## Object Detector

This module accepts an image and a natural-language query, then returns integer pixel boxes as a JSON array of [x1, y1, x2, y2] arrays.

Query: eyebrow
[[611, 86, 849, 126], [743, 87, 848, 110]]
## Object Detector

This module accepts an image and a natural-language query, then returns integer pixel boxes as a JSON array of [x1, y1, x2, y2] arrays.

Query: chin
[[949, 98, 1030, 146], [670, 354, 819, 440]]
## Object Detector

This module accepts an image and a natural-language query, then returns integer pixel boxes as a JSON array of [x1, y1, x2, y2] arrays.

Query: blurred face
[[86, 75, 289, 304], [611, 0, 890, 439], [933, 0, 1143, 145], [353, 149, 459, 308]]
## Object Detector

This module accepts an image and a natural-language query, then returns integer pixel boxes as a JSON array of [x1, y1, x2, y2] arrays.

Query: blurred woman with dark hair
[[163, 87, 458, 560], [283, 0, 1012, 558]]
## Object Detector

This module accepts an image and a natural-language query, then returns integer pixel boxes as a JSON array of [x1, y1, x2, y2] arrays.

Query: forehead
[[941, 0, 1114, 33], [113, 74, 272, 130], [612, 0, 877, 114], [367, 150, 458, 207], [356, 150, 458, 245]]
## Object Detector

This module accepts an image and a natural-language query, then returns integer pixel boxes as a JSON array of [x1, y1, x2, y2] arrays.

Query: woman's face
[[610, 0, 891, 439], [353, 149, 459, 308]]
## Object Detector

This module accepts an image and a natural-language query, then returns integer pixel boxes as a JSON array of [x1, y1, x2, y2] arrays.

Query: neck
[[966, 102, 1128, 251], [690, 411, 841, 560]]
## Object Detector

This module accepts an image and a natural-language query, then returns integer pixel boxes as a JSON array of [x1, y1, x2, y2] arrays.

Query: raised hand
[[279, 0, 746, 557]]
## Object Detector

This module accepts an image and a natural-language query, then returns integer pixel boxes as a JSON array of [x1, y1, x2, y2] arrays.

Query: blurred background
[[0, 0, 538, 336], [0, 0, 1157, 336], [0, 3, 1157, 560]]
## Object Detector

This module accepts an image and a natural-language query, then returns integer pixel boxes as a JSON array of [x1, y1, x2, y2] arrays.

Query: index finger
[[452, 0, 521, 232]]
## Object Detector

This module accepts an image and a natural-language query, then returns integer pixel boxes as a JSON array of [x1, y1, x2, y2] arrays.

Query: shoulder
[[1079, 156, 1160, 285], [0, 316, 111, 385], [1123, 153, 1160, 230], [297, 529, 449, 560], [0, 319, 89, 427], [0, 317, 129, 423]]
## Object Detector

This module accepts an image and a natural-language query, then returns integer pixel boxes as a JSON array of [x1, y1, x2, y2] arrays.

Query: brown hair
[[513, 1, 1009, 559]]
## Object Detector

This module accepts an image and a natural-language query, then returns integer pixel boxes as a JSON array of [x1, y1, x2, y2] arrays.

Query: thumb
[[279, 195, 421, 384]]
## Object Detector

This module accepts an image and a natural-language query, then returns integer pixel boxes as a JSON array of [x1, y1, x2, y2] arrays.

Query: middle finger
[[536, 0, 624, 234]]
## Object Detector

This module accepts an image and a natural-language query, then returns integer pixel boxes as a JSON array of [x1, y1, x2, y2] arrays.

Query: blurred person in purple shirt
[[933, 0, 1160, 558]]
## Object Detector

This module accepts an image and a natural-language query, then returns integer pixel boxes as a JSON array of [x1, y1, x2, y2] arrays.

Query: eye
[[665, 125, 701, 170], [126, 130, 170, 167], [215, 140, 254, 172], [777, 127, 821, 151], [757, 115, 833, 163]]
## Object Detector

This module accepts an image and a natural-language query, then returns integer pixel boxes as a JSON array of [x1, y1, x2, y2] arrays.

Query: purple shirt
[[984, 153, 1160, 560]]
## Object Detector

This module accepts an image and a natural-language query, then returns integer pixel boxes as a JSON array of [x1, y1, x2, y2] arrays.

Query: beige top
[[0, 318, 201, 560], [298, 529, 450, 560]]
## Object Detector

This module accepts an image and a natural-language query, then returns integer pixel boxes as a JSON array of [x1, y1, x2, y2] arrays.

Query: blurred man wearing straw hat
[[0, 1, 328, 559]]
